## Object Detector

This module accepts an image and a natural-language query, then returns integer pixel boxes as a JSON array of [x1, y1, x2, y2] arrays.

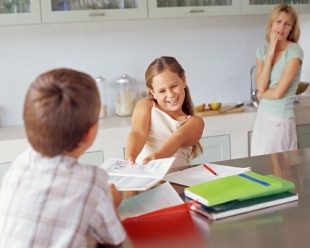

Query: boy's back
[[0, 68, 126, 247], [0, 148, 125, 247]]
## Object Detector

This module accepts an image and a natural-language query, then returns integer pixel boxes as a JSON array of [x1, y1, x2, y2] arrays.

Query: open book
[[164, 163, 251, 186], [117, 182, 184, 220], [119, 182, 208, 247], [99, 157, 175, 191]]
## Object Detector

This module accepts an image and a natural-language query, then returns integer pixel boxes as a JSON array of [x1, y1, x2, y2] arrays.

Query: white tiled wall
[[0, 14, 289, 127]]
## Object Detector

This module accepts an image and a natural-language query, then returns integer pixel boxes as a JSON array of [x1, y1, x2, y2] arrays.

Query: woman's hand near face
[[268, 29, 279, 55]]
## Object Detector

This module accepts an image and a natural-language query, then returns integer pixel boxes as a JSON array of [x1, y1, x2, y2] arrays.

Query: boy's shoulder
[[10, 148, 108, 180]]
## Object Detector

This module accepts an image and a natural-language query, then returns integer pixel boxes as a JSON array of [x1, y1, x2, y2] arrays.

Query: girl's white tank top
[[136, 102, 192, 168]]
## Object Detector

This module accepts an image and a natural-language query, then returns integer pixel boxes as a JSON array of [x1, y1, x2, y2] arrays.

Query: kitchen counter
[[1, 96, 310, 164], [202, 96, 310, 159], [100, 147, 310, 248]]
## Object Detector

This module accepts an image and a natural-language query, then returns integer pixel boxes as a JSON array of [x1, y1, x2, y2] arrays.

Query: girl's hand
[[125, 156, 136, 165], [142, 153, 157, 164], [110, 183, 122, 208]]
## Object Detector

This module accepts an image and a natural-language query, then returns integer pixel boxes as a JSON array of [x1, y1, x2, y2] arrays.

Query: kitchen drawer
[[78, 150, 104, 166], [190, 135, 231, 164]]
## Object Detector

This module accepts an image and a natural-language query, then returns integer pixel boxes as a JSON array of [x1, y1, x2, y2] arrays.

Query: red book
[[122, 203, 208, 248]]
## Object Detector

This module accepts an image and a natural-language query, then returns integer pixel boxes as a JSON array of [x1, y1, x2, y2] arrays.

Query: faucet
[[250, 65, 259, 107]]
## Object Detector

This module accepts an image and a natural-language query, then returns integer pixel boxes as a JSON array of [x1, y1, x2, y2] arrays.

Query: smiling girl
[[251, 4, 303, 156], [125, 56, 204, 168]]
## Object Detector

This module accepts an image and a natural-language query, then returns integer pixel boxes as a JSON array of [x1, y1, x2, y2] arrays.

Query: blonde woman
[[251, 4, 303, 156]]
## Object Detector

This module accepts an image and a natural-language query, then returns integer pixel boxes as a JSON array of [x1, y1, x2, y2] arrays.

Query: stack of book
[[184, 171, 298, 220]]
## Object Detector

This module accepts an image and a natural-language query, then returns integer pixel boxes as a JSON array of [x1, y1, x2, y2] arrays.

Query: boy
[[0, 69, 126, 247]]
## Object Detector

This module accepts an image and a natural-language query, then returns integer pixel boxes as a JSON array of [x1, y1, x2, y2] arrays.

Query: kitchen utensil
[[219, 102, 244, 113], [250, 65, 259, 107]]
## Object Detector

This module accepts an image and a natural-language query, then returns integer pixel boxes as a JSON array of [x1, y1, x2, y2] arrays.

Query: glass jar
[[95, 75, 108, 118], [113, 74, 138, 117]]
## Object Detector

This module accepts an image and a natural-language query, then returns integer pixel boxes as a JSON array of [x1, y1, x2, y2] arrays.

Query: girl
[[251, 4, 303, 156], [125, 56, 204, 168]]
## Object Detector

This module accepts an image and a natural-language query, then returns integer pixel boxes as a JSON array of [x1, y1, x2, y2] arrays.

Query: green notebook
[[238, 174, 295, 201], [184, 171, 284, 207]]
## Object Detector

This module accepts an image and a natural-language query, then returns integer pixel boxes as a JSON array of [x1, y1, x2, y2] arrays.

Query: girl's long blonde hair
[[145, 56, 203, 159]]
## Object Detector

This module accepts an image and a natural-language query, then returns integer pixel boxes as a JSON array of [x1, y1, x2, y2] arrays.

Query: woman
[[251, 4, 303, 156]]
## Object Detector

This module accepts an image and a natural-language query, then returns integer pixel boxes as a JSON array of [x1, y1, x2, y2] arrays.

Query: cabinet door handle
[[89, 13, 105, 16], [190, 9, 204, 13]]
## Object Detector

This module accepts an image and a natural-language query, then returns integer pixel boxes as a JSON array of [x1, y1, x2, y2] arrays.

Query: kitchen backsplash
[[0, 13, 309, 126]]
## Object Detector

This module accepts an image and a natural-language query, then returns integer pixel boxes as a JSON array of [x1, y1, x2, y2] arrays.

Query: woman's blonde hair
[[145, 56, 203, 159], [266, 4, 300, 43]]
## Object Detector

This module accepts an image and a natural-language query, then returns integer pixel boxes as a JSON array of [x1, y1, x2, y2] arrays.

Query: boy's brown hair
[[23, 68, 100, 157]]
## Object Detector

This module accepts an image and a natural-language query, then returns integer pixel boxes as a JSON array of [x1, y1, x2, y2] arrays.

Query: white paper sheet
[[100, 157, 175, 178], [117, 182, 184, 220], [163, 163, 251, 186]]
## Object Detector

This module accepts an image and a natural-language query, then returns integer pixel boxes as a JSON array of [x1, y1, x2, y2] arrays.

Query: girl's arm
[[257, 57, 301, 100], [124, 98, 152, 164], [141, 116, 204, 164]]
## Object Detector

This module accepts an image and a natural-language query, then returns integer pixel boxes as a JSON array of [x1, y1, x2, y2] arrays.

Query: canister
[[113, 74, 138, 117], [95, 75, 108, 118]]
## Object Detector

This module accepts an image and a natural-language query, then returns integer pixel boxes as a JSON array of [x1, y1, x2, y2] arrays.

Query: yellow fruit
[[208, 102, 222, 110], [195, 103, 206, 112]]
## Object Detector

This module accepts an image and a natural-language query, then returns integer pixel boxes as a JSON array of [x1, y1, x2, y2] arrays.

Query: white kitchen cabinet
[[0, 0, 41, 26], [148, 0, 310, 19], [40, 0, 148, 24], [297, 124, 310, 149], [2, 1, 310, 27], [148, 0, 241, 19], [190, 135, 231, 164], [78, 150, 104, 166], [241, 0, 310, 15]]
